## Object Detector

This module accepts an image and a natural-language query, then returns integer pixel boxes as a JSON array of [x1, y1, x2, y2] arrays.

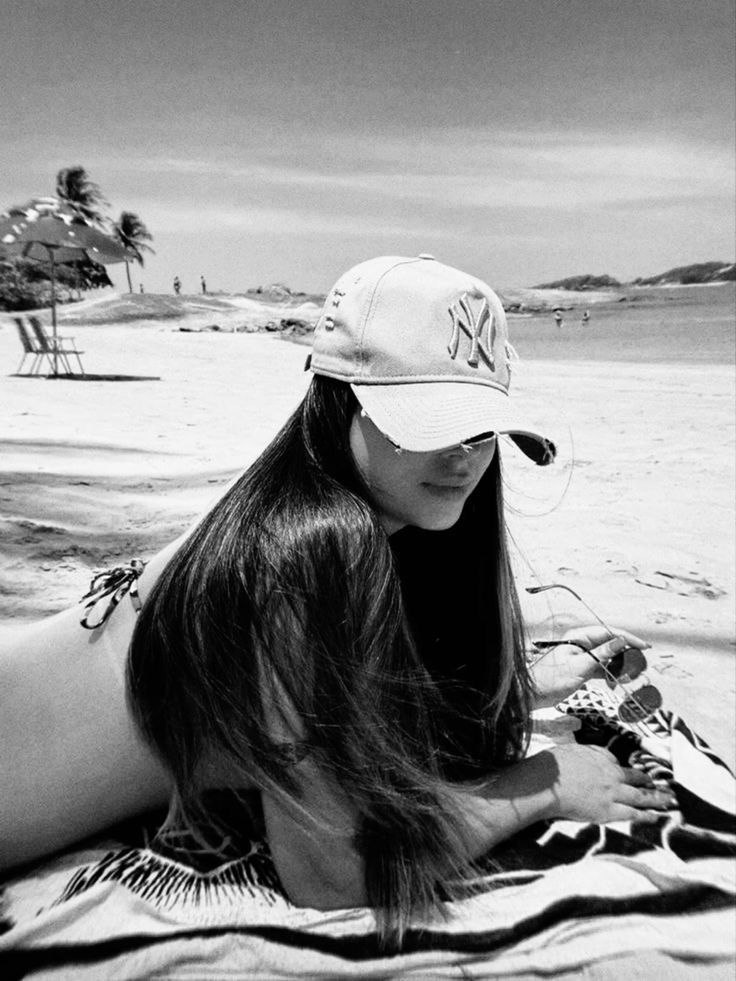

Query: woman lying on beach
[[0, 255, 676, 940]]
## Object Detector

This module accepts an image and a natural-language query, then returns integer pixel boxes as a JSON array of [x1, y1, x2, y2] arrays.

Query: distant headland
[[533, 261, 735, 291]]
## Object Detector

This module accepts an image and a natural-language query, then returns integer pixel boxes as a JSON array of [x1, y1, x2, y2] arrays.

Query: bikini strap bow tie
[[79, 558, 147, 630]]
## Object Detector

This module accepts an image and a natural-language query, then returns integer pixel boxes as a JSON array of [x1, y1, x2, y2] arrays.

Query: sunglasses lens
[[607, 647, 648, 686], [618, 684, 663, 724]]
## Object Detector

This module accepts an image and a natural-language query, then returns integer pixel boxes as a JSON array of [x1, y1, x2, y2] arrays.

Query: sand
[[1, 298, 734, 768]]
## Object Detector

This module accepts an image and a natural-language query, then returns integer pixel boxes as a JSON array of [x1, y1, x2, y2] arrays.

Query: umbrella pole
[[49, 252, 58, 376]]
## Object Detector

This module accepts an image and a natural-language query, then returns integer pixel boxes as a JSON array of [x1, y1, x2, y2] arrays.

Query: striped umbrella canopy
[[0, 196, 129, 375]]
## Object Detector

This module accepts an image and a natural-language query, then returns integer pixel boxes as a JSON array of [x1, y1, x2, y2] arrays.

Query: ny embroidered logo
[[447, 293, 496, 370]]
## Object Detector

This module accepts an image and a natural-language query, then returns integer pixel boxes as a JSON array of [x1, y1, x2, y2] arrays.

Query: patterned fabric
[[1, 695, 734, 978]]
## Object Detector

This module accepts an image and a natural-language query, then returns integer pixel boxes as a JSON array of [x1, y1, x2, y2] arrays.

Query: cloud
[[105, 126, 733, 217], [309, 128, 735, 208], [137, 201, 433, 238], [76, 127, 732, 259]]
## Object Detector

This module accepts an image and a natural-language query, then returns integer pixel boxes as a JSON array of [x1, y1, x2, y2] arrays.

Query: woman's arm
[[451, 742, 675, 857], [261, 742, 676, 910], [262, 758, 366, 909], [259, 666, 367, 908]]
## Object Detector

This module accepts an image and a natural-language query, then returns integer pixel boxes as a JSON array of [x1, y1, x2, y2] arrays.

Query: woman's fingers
[[607, 804, 666, 824], [622, 767, 655, 787], [616, 779, 678, 811], [589, 630, 651, 668], [562, 626, 651, 660], [608, 627, 650, 650]]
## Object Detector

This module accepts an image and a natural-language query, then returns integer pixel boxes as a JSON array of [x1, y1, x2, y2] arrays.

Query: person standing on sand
[[173, 276, 181, 295], [554, 310, 563, 328], [201, 275, 207, 294], [0, 255, 674, 943], [581, 310, 590, 326]]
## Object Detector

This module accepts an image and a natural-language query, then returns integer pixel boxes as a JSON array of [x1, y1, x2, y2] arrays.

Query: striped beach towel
[[1, 696, 734, 979]]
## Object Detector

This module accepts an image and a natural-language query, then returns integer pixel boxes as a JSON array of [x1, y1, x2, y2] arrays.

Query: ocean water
[[508, 283, 735, 365]]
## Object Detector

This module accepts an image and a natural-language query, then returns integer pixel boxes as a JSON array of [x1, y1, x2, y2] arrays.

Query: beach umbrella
[[0, 196, 129, 375]]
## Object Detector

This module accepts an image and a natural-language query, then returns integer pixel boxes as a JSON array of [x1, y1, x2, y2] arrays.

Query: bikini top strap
[[79, 558, 147, 630]]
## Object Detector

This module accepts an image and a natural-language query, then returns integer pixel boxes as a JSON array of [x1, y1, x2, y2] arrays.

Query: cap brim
[[352, 381, 556, 465]]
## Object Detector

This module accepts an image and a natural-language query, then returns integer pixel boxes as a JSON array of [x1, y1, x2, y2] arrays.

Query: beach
[[1, 285, 734, 767]]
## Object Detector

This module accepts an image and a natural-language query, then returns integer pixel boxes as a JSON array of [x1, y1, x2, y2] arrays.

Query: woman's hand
[[452, 742, 677, 859], [538, 743, 677, 824], [530, 625, 650, 706]]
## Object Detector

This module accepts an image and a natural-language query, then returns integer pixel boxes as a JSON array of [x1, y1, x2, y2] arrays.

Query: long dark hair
[[127, 376, 533, 942]]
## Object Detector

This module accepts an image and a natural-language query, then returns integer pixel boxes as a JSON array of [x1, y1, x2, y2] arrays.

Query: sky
[[1, 0, 734, 295]]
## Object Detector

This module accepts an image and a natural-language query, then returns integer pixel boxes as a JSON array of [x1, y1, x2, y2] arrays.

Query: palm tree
[[55, 166, 109, 225], [113, 211, 155, 292]]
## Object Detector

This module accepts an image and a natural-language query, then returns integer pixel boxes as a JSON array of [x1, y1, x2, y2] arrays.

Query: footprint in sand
[[635, 570, 726, 600], [649, 610, 681, 624], [653, 662, 695, 679]]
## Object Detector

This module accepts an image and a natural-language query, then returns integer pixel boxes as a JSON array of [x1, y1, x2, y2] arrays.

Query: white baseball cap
[[309, 254, 555, 465]]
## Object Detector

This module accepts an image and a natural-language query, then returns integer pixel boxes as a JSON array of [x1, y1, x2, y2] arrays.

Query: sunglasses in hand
[[527, 583, 663, 733]]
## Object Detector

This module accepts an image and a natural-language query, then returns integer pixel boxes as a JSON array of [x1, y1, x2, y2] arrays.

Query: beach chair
[[13, 317, 50, 375], [28, 315, 85, 375]]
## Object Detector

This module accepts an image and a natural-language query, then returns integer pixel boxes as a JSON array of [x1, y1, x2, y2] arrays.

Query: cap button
[[417, 253, 435, 260]]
